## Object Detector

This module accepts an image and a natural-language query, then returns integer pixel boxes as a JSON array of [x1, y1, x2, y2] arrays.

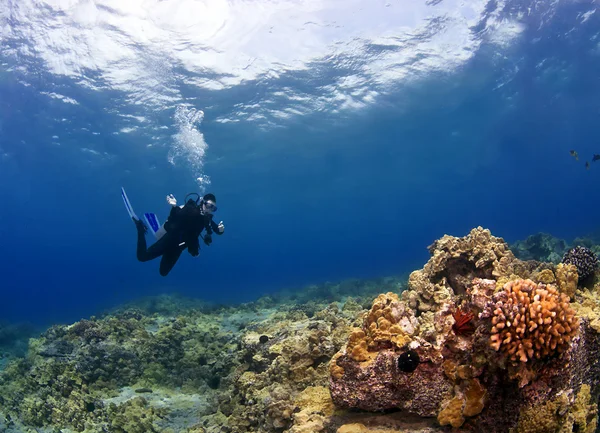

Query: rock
[[330, 228, 600, 433]]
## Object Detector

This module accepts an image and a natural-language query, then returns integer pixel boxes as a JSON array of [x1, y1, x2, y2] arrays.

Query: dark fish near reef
[[570, 150, 579, 160], [134, 388, 153, 393], [593, 154, 600, 162], [397, 350, 420, 373], [586, 161, 590, 170]]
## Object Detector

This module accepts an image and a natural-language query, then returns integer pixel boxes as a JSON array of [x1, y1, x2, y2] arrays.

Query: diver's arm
[[168, 205, 181, 219], [186, 219, 204, 255], [210, 219, 224, 235], [187, 235, 200, 256]]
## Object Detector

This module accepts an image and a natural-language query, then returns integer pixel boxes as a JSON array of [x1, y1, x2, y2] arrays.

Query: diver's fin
[[121, 187, 138, 220], [144, 212, 167, 240]]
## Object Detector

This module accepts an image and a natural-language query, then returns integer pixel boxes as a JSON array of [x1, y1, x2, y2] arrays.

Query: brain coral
[[489, 279, 579, 363]]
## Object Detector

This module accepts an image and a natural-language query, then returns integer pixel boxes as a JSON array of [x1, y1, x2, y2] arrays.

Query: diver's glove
[[166, 194, 177, 207], [203, 234, 212, 246], [217, 221, 225, 234]]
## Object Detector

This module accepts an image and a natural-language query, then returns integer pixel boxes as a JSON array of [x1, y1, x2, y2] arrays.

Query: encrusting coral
[[515, 384, 598, 433], [345, 292, 418, 363], [489, 279, 579, 363], [554, 263, 579, 299]]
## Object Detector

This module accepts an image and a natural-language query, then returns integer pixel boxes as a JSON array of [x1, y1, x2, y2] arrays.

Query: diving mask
[[203, 200, 217, 213]]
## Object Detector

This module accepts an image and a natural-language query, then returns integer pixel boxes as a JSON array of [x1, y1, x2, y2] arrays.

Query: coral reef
[[211, 301, 368, 433], [0, 321, 36, 363], [562, 246, 599, 282], [0, 308, 241, 432], [515, 384, 597, 433], [0, 281, 387, 433], [330, 227, 600, 433], [510, 233, 567, 263], [3, 228, 600, 433]]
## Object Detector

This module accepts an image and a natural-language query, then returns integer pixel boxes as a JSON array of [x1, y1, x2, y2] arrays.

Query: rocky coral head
[[489, 279, 579, 364], [423, 227, 518, 296], [561, 246, 598, 281]]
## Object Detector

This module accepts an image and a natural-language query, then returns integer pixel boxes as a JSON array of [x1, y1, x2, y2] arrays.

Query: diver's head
[[202, 193, 217, 214]]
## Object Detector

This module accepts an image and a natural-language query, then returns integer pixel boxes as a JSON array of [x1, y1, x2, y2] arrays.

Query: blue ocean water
[[0, 0, 599, 326]]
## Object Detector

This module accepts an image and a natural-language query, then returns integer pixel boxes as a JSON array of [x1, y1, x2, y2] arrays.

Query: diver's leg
[[158, 246, 184, 276], [136, 221, 170, 262]]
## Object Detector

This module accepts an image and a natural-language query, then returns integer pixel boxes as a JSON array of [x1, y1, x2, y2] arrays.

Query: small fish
[[593, 154, 600, 162], [586, 161, 590, 170], [570, 150, 579, 161]]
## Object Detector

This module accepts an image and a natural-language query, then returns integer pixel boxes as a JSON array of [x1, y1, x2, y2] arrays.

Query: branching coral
[[489, 279, 579, 363]]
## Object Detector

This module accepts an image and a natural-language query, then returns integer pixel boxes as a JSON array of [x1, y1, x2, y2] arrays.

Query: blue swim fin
[[121, 187, 138, 220], [144, 212, 167, 240]]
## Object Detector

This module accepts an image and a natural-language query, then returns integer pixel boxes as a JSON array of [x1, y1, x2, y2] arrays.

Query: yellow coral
[[515, 392, 570, 433], [329, 353, 345, 380], [555, 263, 578, 299], [462, 379, 486, 417], [490, 279, 579, 363], [437, 375, 486, 428], [515, 385, 597, 433], [571, 384, 598, 433], [289, 386, 336, 433], [572, 290, 600, 333], [438, 396, 465, 428], [346, 329, 370, 362], [534, 269, 556, 285], [443, 359, 458, 381], [345, 293, 417, 361]]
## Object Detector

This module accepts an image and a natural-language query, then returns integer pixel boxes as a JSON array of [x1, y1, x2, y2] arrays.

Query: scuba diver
[[133, 193, 225, 276]]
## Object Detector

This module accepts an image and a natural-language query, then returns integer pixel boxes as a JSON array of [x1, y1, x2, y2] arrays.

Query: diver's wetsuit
[[136, 199, 223, 276]]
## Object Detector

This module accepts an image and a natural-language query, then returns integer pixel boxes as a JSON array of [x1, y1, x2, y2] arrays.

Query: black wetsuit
[[136, 199, 223, 276]]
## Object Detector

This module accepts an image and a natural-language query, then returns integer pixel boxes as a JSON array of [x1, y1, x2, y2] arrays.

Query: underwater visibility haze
[[1, 0, 600, 324], [4, 2, 600, 433]]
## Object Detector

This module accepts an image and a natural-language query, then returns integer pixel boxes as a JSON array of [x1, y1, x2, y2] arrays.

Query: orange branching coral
[[452, 308, 475, 336], [489, 279, 579, 363]]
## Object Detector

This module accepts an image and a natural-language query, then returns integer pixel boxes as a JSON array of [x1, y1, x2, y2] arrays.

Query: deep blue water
[[1, 0, 600, 325]]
